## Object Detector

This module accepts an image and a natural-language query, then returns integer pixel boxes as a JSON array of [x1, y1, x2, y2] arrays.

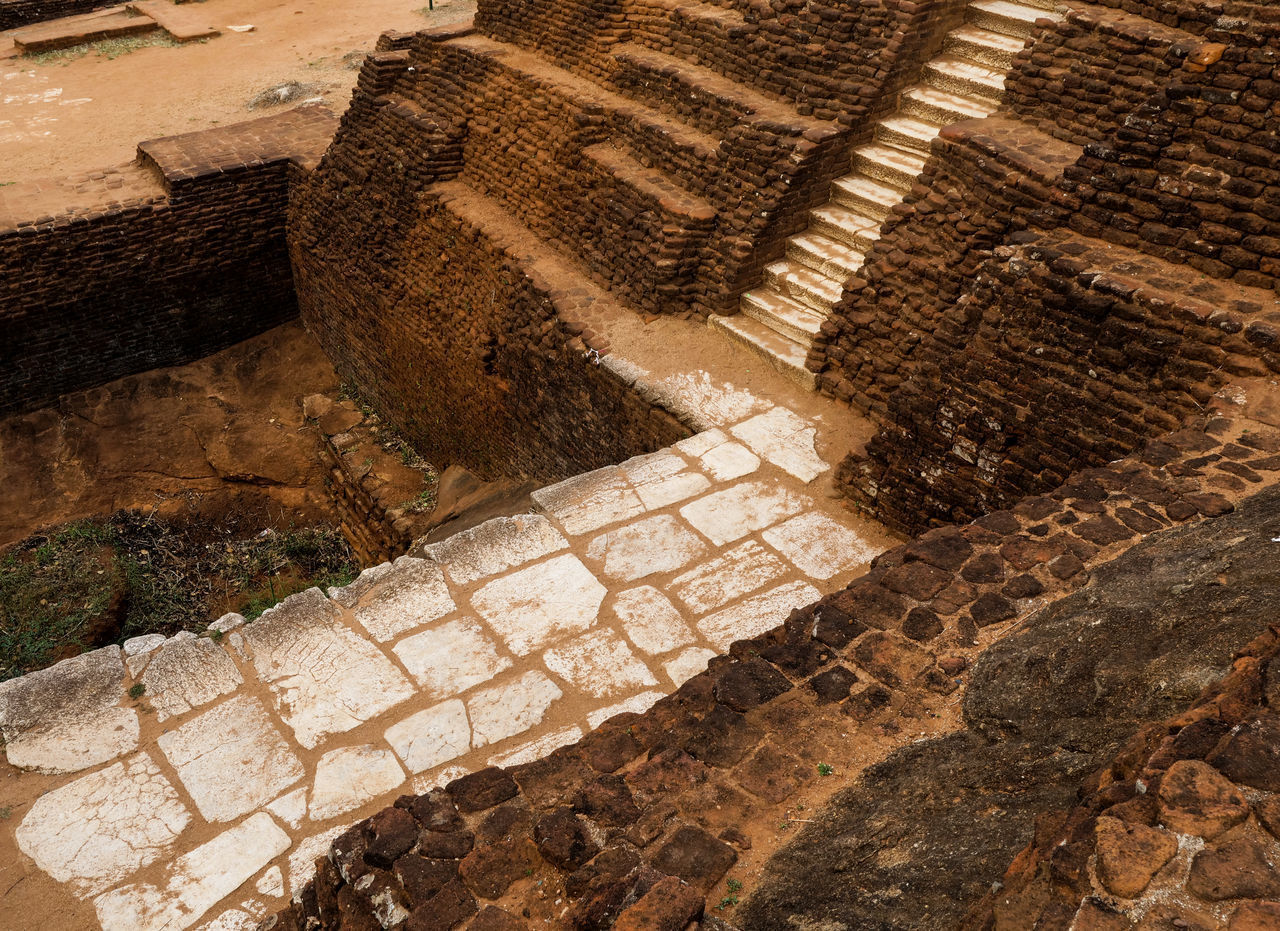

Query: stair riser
[[967, 6, 1036, 39], [944, 34, 1022, 70], [786, 240, 864, 280], [875, 123, 936, 156], [850, 153, 921, 190], [809, 213, 879, 251], [709, 316, 817, 389], [830, 186, 894, 221], [743, 299, 824, 342], [761, 270, 842, 316], [923, 63, 1005, 102], [899, 93, 985, 125]]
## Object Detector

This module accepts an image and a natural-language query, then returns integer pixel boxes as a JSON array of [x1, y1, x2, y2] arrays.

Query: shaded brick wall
[[0, 0, 111, 30], [0, 107, 337, 417]]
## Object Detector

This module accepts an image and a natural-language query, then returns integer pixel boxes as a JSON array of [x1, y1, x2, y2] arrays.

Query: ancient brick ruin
[[4, 0, 1280, 928]]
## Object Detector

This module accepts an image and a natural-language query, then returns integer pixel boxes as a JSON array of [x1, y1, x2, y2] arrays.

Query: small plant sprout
[[128, 683, 146, 700], [817, 762, 834, 776], [726, 878, 743, 894]]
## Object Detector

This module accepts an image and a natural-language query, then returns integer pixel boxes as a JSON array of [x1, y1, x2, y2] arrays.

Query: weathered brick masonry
[[291, 2, 980, 485], [0, 107, 337, 417], [812, 3, 1280, 534], [0, 0, 112, 31]]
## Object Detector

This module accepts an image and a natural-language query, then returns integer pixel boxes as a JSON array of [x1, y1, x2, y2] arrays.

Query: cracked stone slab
[[140, 634, 243, 721], [730, 406, 828, 482], [423, 514, 568, 585], [471, 554, 606, 655], [544, 630, 659, 698], [697, 580, 821, 650], [0, 645, 138, 773], [588, 691, 666, 729], [15, 751, 191, 897], [676, 429, 760, 481], [94, 812, 290, 931], [332, 556, 455, 642], [645, 371, 771, 431], [256, 866, 284, 898], [679, 480, 808, 546], [611, 586, 694, 655], [671, 539, 789, 614], [266, 787, 308, 829], [309, 745, 406, 821], [392, 617, 511, 700], [531, 465, 644, 536], [622, 450, 710, 510], [489, 726, 583, 768], [242, 588, 415, 748], [762, 510, 882, 580], [157, 695, 305, 823], [664, 647, 718, 686], [467, 671, 562, 748], [586, 514, 709, 582], [384, 699, 471, 774]]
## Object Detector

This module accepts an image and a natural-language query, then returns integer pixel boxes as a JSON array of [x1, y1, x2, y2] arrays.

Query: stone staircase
[[709, 0, 1063, 388]]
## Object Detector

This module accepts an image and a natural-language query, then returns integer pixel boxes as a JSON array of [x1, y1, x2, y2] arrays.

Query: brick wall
[[0, 106, 337, 417], [0, 0, 111, 30]]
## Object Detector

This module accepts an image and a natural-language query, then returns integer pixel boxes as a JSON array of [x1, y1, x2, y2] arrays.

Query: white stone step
[[876, 115, 942, 155], [851, 142, 928, 189], [762, 261, 843, 314], [709, 313, 817, 389], [923, 56, 1006, 101], [967, 0, 1060, 39], [944, 24, 1028, 70], [900, 83, 998, 124], [808, 202, 883, 251], [830, 173, 906, 220], [786, 231, 866, 279]]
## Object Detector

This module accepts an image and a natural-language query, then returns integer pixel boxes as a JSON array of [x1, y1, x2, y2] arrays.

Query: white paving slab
[[16, 752, 191, 897], [467, 671, 562, 748], [623, 450, 710, 510], [730, 406, 828, 482], [697, 580, 822, 650], [392, 617, 511, 700], [676, 429, 759, 481], [266, 788, 308, 830], [470, 554, 606, 656], [763, 510, 880, 580], [488, 726, 583, 768], [586, 514, 708, 582], [256, 866, 284, 898], [531, 466, 644, 536], [671, 539, 789, 614], [242, 588, 415, 748], [543, 631, 659, 698], [309, 745, 406, 821], [679, 480, 808, 546], [338, 556, 456, 642], [139, 634, 243, 721], [158, 695, 304, 823], [94, 812, 290, 931], [664, 647, 718, 686], [423, 514, 567, 584], [0, 645, 138, 774], [611, 586, 694, 655], [646, 371, 771, 430], [384, 699, 471, 774], [288, 824, 350, 900], [587, 691, 665, 728]]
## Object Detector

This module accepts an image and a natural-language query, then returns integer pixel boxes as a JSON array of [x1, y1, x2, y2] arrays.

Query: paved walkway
[[0, 362, 894, 930]]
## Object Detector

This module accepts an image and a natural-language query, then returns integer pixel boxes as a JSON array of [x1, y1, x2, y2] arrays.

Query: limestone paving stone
[[309, 745, 406, 821], [393, 617, 511, 699], [266, 787, 307, 829], [242, 588, 415, 748], [664, 647, 718, 686], [288, 823, 350, 899], [671, 539, 789, 613], [489, 726, 585, 768], [543, 630, 659, 698], [139, 633, 244, 721], [467, 671, 563, 748], [470, 554, 607, 655], [423, 514, 568, 584], [611, 586, 695, 655], [157, 694, 305, 823], [698, 581, 822, 650], [679, 480, 808, 546], [94, 812, 291, 931], [16, 751, 191, 897], [676, 429, 761, 480], [762, 510, 881, 580], [730, 406, 828, 482], [531, 466, 644, 535], [337, 555, 456, 642], [256, 866, 284, 897], [586, 514, 709, 581], [384, 699, 472, 774], [646, 371, 771, 430], [0, 644, 138, 773], [622, 450, 710, 510], [588, 691, 666, 728]]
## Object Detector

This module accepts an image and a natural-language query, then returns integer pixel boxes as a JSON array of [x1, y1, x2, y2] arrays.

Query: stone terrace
[[0, 375, 894, 930]]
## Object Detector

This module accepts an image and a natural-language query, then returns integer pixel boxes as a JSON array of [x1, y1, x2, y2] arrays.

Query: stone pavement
[[0, 376, 894, 931]]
